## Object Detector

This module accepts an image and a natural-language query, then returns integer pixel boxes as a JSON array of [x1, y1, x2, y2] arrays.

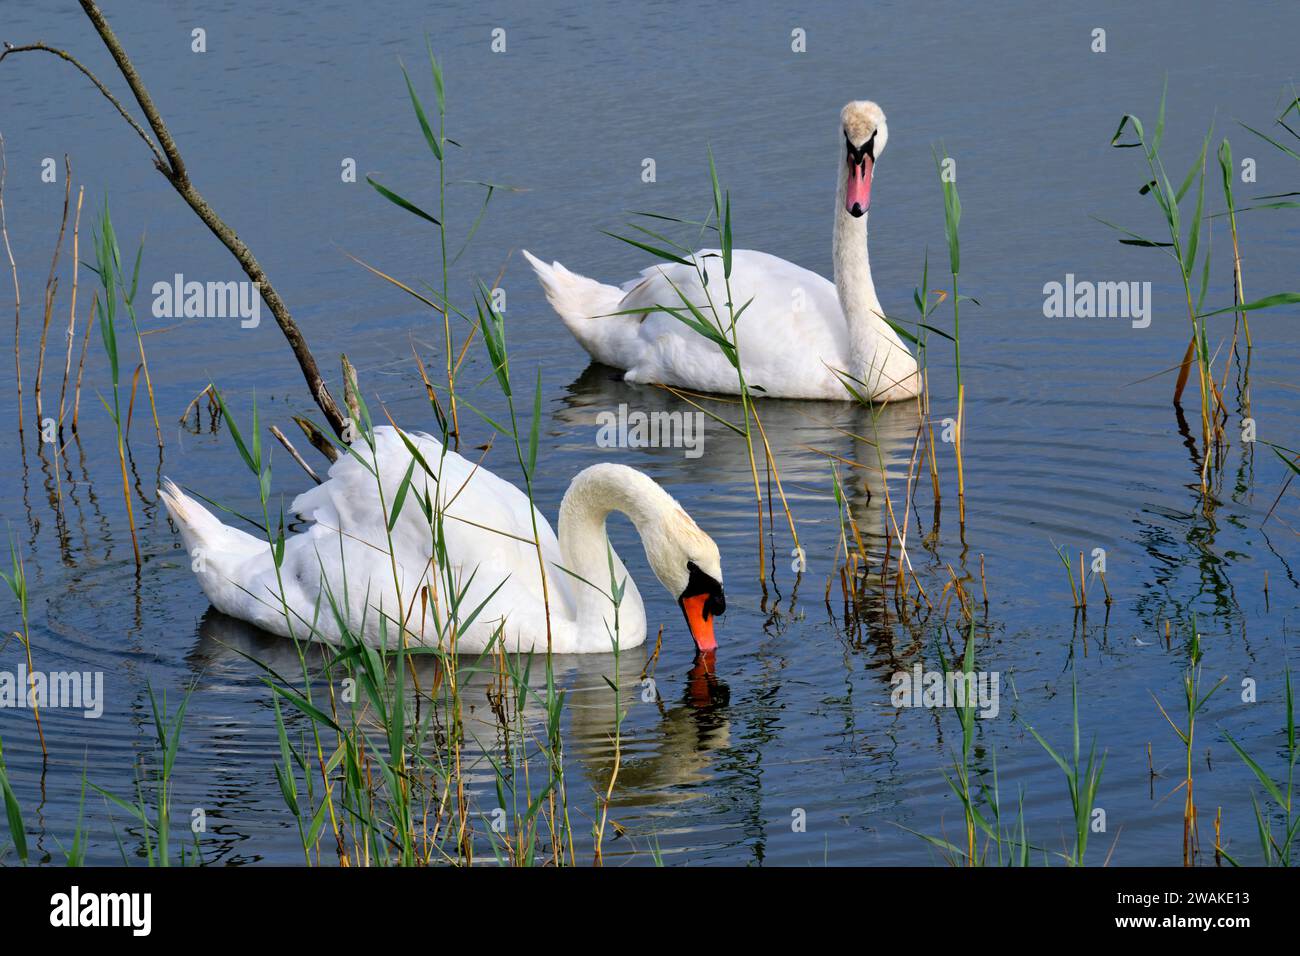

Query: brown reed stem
[[130, 305, 163, 448], [1226, 195, 1251, 350], [36, 157, 72, 432], [749, 403, 800, 554], [0, 134, 22, 440], [58, 185, 86, 429], [72, 297, 95, 431], [1079, 551, 1087, 609]]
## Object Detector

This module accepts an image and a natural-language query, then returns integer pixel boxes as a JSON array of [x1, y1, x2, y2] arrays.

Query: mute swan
[[523, 101, 920, 403], [159, 425, 725, 655]]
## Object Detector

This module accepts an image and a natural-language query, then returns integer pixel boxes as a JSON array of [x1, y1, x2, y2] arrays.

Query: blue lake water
[[1, 0, 1299, 865]]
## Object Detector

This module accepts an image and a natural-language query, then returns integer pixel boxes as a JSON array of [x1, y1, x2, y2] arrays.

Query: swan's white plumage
[[524, 100, 921, 403], [525, 247, 918, 401], [161, 427, 723, 654]]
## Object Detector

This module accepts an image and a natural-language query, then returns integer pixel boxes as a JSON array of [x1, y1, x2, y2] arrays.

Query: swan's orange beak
[[846, 155, 872, 217], [680, 594, 718, 652], [679, 562, 725, 654]]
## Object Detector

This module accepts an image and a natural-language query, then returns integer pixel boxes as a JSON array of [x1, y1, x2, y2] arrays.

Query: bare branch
[[0, 41, 168, 172], [3, 3, 349, 439]]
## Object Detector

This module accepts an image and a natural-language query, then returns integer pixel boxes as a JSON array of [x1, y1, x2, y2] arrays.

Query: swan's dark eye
[[682, 561, 725, 618]]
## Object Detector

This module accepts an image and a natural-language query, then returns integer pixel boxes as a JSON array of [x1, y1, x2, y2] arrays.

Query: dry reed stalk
[[58, 185, 86, 429], [125, 363, 143, 436], [1213, 806, 1223, 866], [18, 618, 46, 756], [1172, 336, 1197, 405], [748, 403, 800, 555], [71, 296, 95, 431], [878, 449, 922, 603], [1078, 551, 1087, 610], [937, 575, 959, 622], [1226, 193, 1251, 350], [641, 624, 665, 681], [740, 403, 768, 591], [0, 134, 22, 439], [410, 340, 447, 430], [945, 564, 973, 622], [116, 423, 140, 565], [178, 383, 213, 426], [979, 553, 988, 610], [131, 316, 163, 448], [36, 157, 72, 429], [1184, 776, 1198, 865]]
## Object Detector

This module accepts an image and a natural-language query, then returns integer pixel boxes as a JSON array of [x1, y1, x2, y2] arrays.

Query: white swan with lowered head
[[523, 101, 919, 403], [159, 425, 725, 655]]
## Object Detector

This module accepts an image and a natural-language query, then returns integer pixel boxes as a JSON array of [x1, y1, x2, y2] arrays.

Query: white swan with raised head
[[523, 101, 919, 403]]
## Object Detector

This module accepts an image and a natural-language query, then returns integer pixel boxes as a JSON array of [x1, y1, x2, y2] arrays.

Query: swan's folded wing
[[289, 427, 576, 628], [618, 250, 849, 396]]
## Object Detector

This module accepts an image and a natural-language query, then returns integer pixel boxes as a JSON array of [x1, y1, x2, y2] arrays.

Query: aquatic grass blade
[[366, 176, 441, 226]]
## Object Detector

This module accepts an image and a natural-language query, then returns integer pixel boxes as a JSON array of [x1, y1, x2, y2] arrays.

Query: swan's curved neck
[[556, 464, 664, 633], [833, 169, 884, 382]]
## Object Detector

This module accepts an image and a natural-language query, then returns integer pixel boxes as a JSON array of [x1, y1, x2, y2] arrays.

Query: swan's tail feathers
[[159, 478, 268, 571], [521, 249, 635, 367]]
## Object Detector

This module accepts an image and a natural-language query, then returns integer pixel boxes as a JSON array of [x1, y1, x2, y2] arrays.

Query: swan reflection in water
[[555, 361, 925, 674], [554, 364, 921, 552], [190, 608, 731, 811]]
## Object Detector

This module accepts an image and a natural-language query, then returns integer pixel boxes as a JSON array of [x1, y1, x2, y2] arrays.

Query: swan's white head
[[641, 504, 725, 654], [841, 100, 887, 218]]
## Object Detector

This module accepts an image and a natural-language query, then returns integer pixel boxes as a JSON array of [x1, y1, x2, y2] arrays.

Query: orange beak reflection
[[680, 593, 718, 653]]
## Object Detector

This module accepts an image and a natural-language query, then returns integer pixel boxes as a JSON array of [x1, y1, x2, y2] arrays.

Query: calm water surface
[[2, 1, 1299, 865]]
